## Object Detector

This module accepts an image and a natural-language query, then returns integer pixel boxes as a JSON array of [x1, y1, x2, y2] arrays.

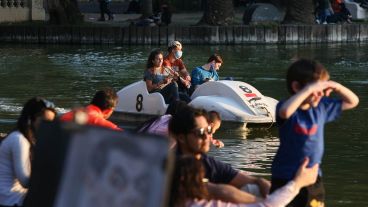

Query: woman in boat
[[144, 49, 180, 105], [191, 54, 223, 91], [169, 156, 318, 207], [0, 97, 56, 207]]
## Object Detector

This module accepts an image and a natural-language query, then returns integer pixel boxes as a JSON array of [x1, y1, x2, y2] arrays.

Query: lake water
[[0, 43, 367, 206]]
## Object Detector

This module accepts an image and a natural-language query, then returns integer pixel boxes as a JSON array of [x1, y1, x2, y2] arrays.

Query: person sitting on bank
[[144, 49, 180, 105], [0, 97, 56, 207], [163, 41, 191, 102], [60, 88, 122, 131], [191, 54, 223, 90]]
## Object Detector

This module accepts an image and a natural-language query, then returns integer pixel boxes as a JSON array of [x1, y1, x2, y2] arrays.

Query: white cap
[[168, 40, 182, 48]]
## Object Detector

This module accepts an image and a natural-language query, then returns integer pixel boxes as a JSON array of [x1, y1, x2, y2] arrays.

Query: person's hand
[[306, 81, 331, 98], [164, 76, 172, 84], [255, 177, 271, 198], [162, 78, 168, 84], [324, 80, 342, 96], [185, 75, 191, 82], [183, 75, 191, 87], [293, 157, 319, 189], [212, 139, 224, 148]]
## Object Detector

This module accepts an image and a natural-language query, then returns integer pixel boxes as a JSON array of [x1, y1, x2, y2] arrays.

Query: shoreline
[[0, 23, 367, 45]]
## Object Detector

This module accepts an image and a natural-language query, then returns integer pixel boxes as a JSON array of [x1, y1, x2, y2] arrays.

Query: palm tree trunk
[[47, 0, 84, 24], [198, 0, 234, 25], [283, 0, 316, 24], [141, 0, 153, 18]]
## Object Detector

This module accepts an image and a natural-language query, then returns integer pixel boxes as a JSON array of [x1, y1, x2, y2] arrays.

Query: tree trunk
[[197, 0, 235, 25], [282, 0, 316, 24], [47, 0, 84, 25], [141, 0, 153, 18]]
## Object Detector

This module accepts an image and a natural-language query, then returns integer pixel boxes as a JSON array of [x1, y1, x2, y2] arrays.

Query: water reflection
[[0, 43, 367, 206], [209, 128, 279, 177]]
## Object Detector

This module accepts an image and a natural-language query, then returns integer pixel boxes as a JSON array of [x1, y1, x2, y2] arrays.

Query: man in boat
[[168, 106, 271, 202], [191, 53, 223, 91], [163, 40, 191, 102], [60, 88, 122, 131]]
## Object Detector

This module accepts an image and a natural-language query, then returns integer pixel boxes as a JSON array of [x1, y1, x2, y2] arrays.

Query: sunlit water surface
[[0, 43, 367, 206]]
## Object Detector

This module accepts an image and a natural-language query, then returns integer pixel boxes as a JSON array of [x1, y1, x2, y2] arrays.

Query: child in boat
[[270, 58, 359, 206], [208, 111, 224, 148]]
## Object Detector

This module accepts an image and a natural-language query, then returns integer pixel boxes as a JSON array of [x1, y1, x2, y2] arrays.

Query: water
[[0, 43, 367, 206]]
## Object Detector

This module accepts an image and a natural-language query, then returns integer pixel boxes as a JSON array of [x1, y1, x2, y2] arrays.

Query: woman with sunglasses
[[0, 97, 56, 207], [170, 155, 318, 207]]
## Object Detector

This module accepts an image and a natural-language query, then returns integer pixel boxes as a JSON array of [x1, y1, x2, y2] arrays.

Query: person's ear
[[291, 81, 301, 93], [176, 134, 186, 144]]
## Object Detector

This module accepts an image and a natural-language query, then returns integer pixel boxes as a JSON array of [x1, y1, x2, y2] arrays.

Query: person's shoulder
[[191, 66, 201, 72], [162, 58, 171, 66], [6, 131, 25, 140], [3, 131, 28, 146], [202, 154, 225, 165]]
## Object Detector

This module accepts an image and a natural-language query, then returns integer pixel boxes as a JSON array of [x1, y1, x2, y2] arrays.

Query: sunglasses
[[191, 125, 212, 139], [41, 99, 55, 109]]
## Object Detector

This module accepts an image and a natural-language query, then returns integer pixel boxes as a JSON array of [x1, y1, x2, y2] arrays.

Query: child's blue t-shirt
[[271, 97, 343, 180], [191, 66, 219, 87]]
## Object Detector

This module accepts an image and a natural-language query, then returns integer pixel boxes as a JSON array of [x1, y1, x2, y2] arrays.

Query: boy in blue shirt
[[271, 59, 359, 207]]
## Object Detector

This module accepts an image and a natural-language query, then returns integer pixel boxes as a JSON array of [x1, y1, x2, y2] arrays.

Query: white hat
[[168, 40, 182, 48]]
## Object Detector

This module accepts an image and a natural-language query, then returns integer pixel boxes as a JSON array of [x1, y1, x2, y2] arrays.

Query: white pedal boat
[[112, 80, 278, 127]]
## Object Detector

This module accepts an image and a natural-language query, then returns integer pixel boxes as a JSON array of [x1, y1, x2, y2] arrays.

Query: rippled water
[[0, 43, 367, 206]]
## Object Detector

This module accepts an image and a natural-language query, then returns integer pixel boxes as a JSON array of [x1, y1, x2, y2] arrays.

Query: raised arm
[[279, 81, 331, 119], [327, 80, 359, 110]]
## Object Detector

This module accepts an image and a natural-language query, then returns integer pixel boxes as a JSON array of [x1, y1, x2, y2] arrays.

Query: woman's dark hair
[[136, 101, 188, 133], [207, 54, 223, 63], [286, 58, 330, 94], [169, 155, 209, 207], [146, 49, 163, 70], [165, 100, 188, 115], [15, 97, 55, 159], [90, 88, 118, 111]]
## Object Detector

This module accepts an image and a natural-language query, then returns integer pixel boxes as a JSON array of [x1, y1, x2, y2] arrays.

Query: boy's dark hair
[[286, 59, 330, 94], [90, 88, 118, 111], [207, 54, 223, 64], [169, 106, 208, 137], [208, 110, 221, 123]]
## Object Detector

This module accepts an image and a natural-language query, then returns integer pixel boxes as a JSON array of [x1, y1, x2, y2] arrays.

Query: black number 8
[[239, 85, 252, 93], [136, 94, 143, 112]]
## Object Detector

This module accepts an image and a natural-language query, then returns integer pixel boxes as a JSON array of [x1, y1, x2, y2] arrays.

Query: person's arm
[[178, 60, 191, 84], [145, 77, 170, 92], [259, 157, 318, 207], [207, 182, 259, 204], [228, 172, 270, 198], [211, 138, 224, 148], [12, 134, 31, 187], [279, 81, 331, 119], [326, 80, 359, 110]]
